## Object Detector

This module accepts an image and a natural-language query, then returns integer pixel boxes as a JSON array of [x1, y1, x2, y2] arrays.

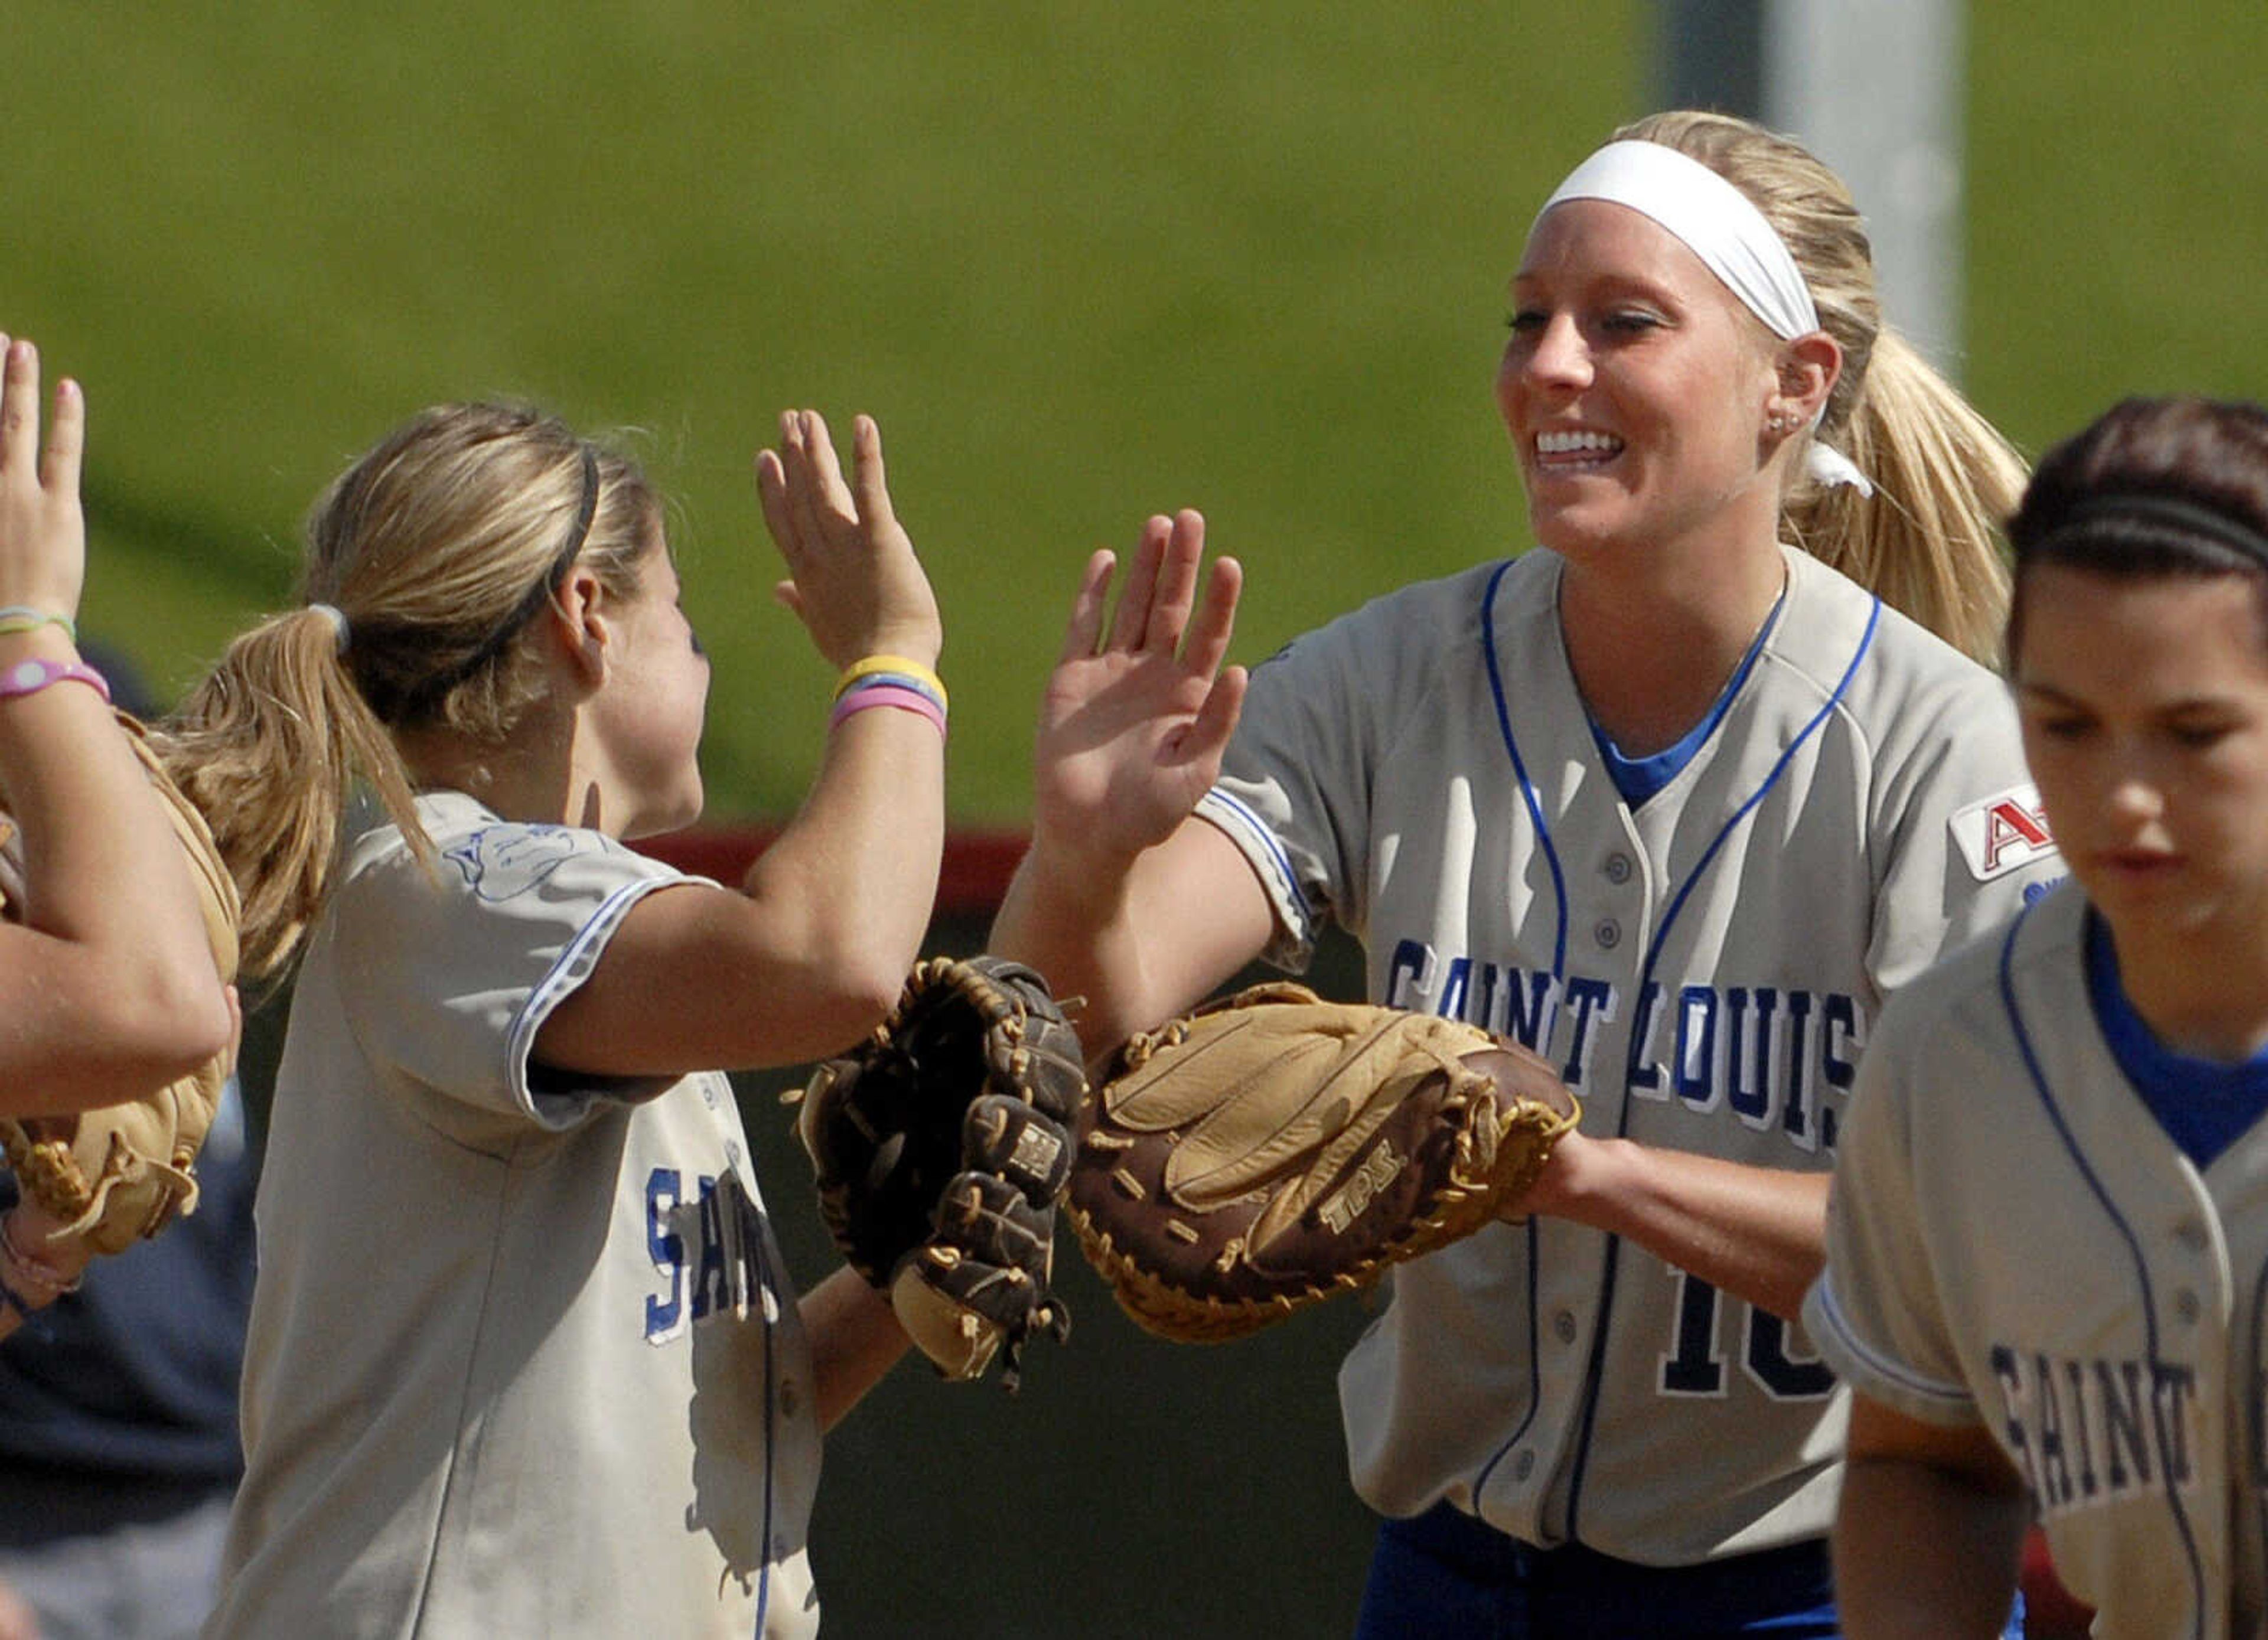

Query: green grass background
[[19, 4, 2259, 826], [13, 6, 2266, 1635]]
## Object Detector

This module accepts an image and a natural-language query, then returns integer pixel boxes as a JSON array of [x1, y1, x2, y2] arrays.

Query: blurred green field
[[18, 11, 2265, 1635], [6, 1, 2264, 827]]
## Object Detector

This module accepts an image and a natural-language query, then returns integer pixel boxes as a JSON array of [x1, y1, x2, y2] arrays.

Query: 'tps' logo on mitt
[[1947, 785, 2058, 882]]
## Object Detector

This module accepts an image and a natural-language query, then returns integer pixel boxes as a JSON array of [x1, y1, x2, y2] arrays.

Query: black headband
[[2048, 491, 2268, 568], [396, 444, 602, 718]]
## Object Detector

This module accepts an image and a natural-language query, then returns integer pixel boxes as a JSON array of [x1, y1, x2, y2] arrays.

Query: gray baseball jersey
[[206, 791, 823, 1640], [1808, 883, 2261, 1638], [1194, 543, 2062, 1563]]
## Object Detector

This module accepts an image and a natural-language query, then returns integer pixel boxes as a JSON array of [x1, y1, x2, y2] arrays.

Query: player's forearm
[[991, 843, 1160, 1055], [800, 1266, 911, 1433], [1531, 1137, 1827, 1319], [993, 817, 1270, 1059], [1834, 1455, 2028, 1639], [739, 707, 945, 1022], [0, 670, 233, 1087]]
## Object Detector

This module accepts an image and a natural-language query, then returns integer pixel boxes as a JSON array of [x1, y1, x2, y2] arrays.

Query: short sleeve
[[1198, 574, 1474, 971], [1868, 683, 2064, 994], [1804, 995, 1982, 1428], [334, 819, 708, 1132]]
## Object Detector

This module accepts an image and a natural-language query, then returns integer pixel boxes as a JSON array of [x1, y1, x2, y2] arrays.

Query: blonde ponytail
[[1787, 330, 2026, 664], [155, 607, 426, 982], [1616, 110, 2028, 667]]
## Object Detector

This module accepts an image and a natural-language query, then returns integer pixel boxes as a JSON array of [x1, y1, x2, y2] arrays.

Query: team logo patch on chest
[[1948, 784, 2057, 882]]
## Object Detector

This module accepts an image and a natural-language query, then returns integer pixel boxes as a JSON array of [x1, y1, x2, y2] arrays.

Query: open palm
[[1034, 511, 1246, 868]]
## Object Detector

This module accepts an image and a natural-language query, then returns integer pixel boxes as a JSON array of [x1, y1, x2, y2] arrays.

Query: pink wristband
[[0, 657, 110, 704], [827, 681, 946, 739]]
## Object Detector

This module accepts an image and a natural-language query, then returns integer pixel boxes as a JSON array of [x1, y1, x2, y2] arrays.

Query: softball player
[[170, 406, 943, 1638], [1808, 396, 2268, 1638], [995, 111, 2058, 1636]]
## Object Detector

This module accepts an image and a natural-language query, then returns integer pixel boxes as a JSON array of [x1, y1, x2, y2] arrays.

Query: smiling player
[[996, 111, 2058, 1636]]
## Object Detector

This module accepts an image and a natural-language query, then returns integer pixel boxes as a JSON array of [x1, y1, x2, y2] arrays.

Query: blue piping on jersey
[[1480, 558, 1571, 982], [1807, 1277, 1974, 1410], [752, 1207, 778, 1636], [1469, 1217, 1547, 1505], [1464, 559, 1560, 1515], [1201, 785, 1312, 928], [2000, 904, 2206, 1639], [1556, 596, 1882, 1544]]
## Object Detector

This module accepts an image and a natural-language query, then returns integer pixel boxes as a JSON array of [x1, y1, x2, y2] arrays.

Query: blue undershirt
[[1589, 589, 1785, 809], [2084, 909, 2268, 1169]]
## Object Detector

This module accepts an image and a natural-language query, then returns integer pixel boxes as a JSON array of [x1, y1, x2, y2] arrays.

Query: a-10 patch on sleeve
[[1947, 784, 2057, 882]]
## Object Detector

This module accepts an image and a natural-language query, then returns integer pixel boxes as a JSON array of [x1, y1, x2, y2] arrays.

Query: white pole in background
[[1658, 0, 1965, 373]]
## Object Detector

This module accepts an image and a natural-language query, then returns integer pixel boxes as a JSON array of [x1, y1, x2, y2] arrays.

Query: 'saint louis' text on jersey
[[1385, 941, 1863, 1155], [641, 1169, 780, 1344], [1991, 1346, 2206, 1519]]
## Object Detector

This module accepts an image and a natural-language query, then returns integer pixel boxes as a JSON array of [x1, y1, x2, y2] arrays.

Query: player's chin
[[1526, 499, 1638, 559], [626, 779, 706, 842]]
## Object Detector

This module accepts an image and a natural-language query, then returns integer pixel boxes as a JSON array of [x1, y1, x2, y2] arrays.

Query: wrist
[[0, 622, 80, 666], [1017, 828, 1141, 924], [852, 628, 941, 673], [1514, 1132, 1626, 1225], [1, 1205, 86, 1309]]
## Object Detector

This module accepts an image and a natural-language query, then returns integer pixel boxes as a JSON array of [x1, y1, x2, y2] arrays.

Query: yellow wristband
[[0, 608, 76, 642], [835, 653, 946, 712]]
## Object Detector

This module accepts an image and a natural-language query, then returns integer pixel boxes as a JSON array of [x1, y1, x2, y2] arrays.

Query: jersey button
[[1604, 852, 1633, 885], [2175, 1219, 2208, 1253], [779, 1377, 799, 1417], [1513, 1449, 1536, 1482], [1594, 919, 1621, 950], [1552, 1309, 1578, 1344], [2175, 1289, 2202, 1325]]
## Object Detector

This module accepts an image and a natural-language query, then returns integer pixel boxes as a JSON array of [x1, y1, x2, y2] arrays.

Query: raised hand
[[1033, 508, 1246, 871], [0, 338, 86, 626], [755, 410, 941, 673]]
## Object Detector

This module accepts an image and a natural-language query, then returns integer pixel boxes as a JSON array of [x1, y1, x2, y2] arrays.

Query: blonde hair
[[1613, 110, 2027, 666], [158, 404, 662, 979]]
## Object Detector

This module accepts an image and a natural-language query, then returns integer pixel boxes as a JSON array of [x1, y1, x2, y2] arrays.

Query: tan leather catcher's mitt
[[1067, 982, 1579, 1343], [0, 712, 240, 1256]]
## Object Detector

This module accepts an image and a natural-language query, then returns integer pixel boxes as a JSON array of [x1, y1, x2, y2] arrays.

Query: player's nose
[[1519, 312, 1593, 392]]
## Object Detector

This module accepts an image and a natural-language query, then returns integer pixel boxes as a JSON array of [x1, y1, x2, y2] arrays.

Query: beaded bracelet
[[835, 653, 947, 714], [829, 681, 947, 740], [0, 656, 109, 704], [0, 606, 76, 641]]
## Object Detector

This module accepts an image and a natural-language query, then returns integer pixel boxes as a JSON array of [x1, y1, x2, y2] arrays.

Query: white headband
[[1535, 139, 1873, 497]]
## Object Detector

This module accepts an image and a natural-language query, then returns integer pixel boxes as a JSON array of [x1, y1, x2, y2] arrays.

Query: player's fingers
[[1059, 549, 1116, 661], [1104, 515, 1170, 653], [1179, 553, 1241, 679], [1183, 663, 1248, 764], [800, 408, 856, 521], [39, 377, 83, 498], [772, 579, 806, 618], [0, 339, 34, 477], [781, 410, 830, 551], [1142, 508, 1205, 653], [754, 448, 802, 561], [848, 414, 898, 530]]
